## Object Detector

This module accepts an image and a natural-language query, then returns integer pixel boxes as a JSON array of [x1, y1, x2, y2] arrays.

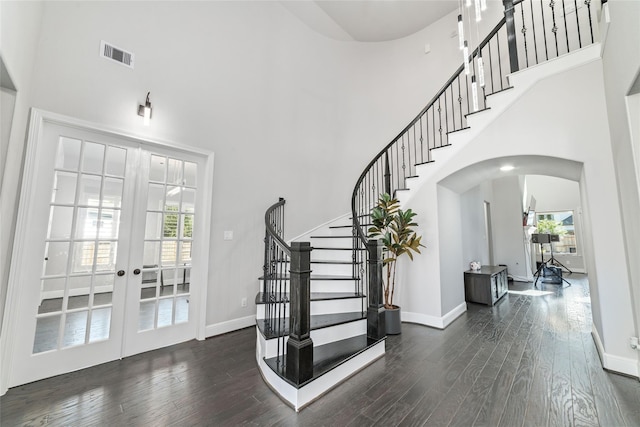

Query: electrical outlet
[[224, 231, 233, 241], [241, 297, 247, 307], [630, 337, 639, 350]]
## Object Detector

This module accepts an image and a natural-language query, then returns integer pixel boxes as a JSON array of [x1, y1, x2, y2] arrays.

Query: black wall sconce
[[138, 92, 152, 125]]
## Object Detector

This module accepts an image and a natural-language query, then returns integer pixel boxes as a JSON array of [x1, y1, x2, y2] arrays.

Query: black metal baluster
[[541, 0, 549, 60], [550, 0, 559, 57], [488, 41, 495, 94], [574, 0, 582, 48], [426, 108, 431, 162], [497, 32, 505, 89], [412, 125, 417, 174], [401, 135, 407, 183], [419, 115, 425, 163], [530, 0, 539, 64], [450, 85, 456, 131], [457, 76, 464, 128], [562, 0, 570, 53], [585, 0, 593, 44], [432, 106, 436, 152], [438, 98, 443, 147], [395, 142, 399, 191], [444, 92, 449, 144], [520, 2, 529, 68]]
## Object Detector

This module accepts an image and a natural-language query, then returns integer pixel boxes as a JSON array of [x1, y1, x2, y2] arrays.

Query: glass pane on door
[[33, 137, 127, 354], [138, 156, 196, 331]]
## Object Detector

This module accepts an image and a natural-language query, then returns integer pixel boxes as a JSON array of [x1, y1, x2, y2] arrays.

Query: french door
[[6, 112, 211, 387]]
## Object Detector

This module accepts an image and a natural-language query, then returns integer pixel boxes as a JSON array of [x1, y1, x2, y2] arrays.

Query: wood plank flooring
[[1, 274, 638, 426]]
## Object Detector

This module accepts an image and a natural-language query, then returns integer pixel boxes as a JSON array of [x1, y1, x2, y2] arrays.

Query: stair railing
[[263, 198, 313, 385], [351, 0, 599, 335]]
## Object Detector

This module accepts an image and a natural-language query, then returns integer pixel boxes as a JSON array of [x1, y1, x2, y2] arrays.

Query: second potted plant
[[368, 193, 424, 334]]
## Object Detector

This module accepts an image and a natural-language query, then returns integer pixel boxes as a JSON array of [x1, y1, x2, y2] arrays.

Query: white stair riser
[[256, 297, 365, 320], [310, 263, 354, 276], [259, 279, 361, 294], [311, 249, 354, 262], [310, 237, 353, 249], [268, 261, 354, 276], [329, 226, 353, 236], [257, 319, 367, 359]]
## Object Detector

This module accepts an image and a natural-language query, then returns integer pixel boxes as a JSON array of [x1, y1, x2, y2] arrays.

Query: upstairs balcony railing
[[351, 0, 600, 325]]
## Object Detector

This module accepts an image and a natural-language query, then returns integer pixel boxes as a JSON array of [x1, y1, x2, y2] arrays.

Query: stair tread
[[264, 334, 385, 388], [259, 274, 359, 281], [310, 235, 353, 239], [415, 160, 435, 166], [465, 107, 491, 117], [269, 259, 362, 265], [313, 247, 365, 251], [446, 126, 471, 135], [255, 291, 365, 304], [311, 259, 361, 265], [256, 311, 366, 339]]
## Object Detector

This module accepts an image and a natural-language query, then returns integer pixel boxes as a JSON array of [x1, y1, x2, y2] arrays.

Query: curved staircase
[[255, 0, 603, 411]]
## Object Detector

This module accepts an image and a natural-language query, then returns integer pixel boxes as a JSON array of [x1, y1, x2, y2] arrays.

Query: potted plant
[[368, 193, 424, 334]]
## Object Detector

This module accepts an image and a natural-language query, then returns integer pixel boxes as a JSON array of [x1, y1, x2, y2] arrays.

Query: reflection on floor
[[33, 287, 189, 354]]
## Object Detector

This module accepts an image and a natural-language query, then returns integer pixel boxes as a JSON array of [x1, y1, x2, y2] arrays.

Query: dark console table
[[464, 265, 508, 306]]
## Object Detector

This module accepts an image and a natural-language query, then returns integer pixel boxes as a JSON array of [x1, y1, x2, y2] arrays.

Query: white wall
[[1, 1, 505, 338], [491, 176, 529, 279], [460, 181, 494, 267], [401, 58, 638, 376], [437, 185, 464, 315], [0, 0, 44, 333], [600, 0, 640, 364]]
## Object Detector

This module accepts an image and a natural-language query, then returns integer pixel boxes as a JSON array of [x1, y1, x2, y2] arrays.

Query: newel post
[[367, 239, 386, 340], [503, 0, 520, 73], [286, 241, 314, 385], [384, 151, 392, 196]]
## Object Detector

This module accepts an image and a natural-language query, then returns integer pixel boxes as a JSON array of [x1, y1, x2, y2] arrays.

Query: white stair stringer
[[398, 43, 601, 206], [256, 337, 385, 412]]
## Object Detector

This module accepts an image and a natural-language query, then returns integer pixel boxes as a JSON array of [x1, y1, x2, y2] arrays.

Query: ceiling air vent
[[100, 40, 134, 68]]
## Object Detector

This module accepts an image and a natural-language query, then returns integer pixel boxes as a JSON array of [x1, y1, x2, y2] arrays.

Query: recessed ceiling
[[281, 1, 459, 42]]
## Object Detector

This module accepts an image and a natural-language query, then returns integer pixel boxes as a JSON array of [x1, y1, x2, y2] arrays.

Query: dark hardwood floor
[[2, 274, 639, 426]]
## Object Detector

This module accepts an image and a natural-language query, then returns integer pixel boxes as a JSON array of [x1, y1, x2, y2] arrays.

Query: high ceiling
[[281, 1, 459, 42]]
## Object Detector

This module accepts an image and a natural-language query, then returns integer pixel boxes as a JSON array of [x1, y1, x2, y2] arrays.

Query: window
[[536, 211, 577, 254]]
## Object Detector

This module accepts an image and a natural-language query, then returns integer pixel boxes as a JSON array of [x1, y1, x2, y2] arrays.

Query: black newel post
[[384, 151, 392, 196], [367, 239, 386, 340], [286, 242, 314, 385], [503, 0, 520, 73]]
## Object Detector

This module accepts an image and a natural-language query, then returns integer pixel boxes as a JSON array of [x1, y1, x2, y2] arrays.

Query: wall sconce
[[138, 92, 152, 126]]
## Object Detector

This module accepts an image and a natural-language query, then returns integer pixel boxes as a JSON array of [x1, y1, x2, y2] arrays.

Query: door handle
[[117, 270, 125, 277], [133, 269, 141, 275]]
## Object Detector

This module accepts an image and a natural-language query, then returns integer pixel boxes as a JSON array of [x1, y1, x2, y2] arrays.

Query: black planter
[[385, 306, 402, 335]]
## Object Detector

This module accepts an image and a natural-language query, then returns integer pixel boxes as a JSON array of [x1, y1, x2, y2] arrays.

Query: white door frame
[[0, 108, 214, 394]]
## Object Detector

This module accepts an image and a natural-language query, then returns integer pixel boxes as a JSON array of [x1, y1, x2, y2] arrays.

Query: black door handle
[[117, 270, 125, 277], [133, 269, 141, 275]]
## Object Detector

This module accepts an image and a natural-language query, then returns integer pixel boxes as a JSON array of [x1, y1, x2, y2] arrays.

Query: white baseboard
[[402, 302, 467, 330], [592, 324, 639, 378], [205, 315, 255, 338]]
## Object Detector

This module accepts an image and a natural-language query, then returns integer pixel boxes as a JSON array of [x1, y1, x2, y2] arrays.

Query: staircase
[[256, 0, 603, 411], [255, 200, 385, 410]]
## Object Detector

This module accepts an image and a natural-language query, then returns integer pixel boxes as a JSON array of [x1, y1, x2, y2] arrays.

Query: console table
[[464, 265, 508, 306]]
